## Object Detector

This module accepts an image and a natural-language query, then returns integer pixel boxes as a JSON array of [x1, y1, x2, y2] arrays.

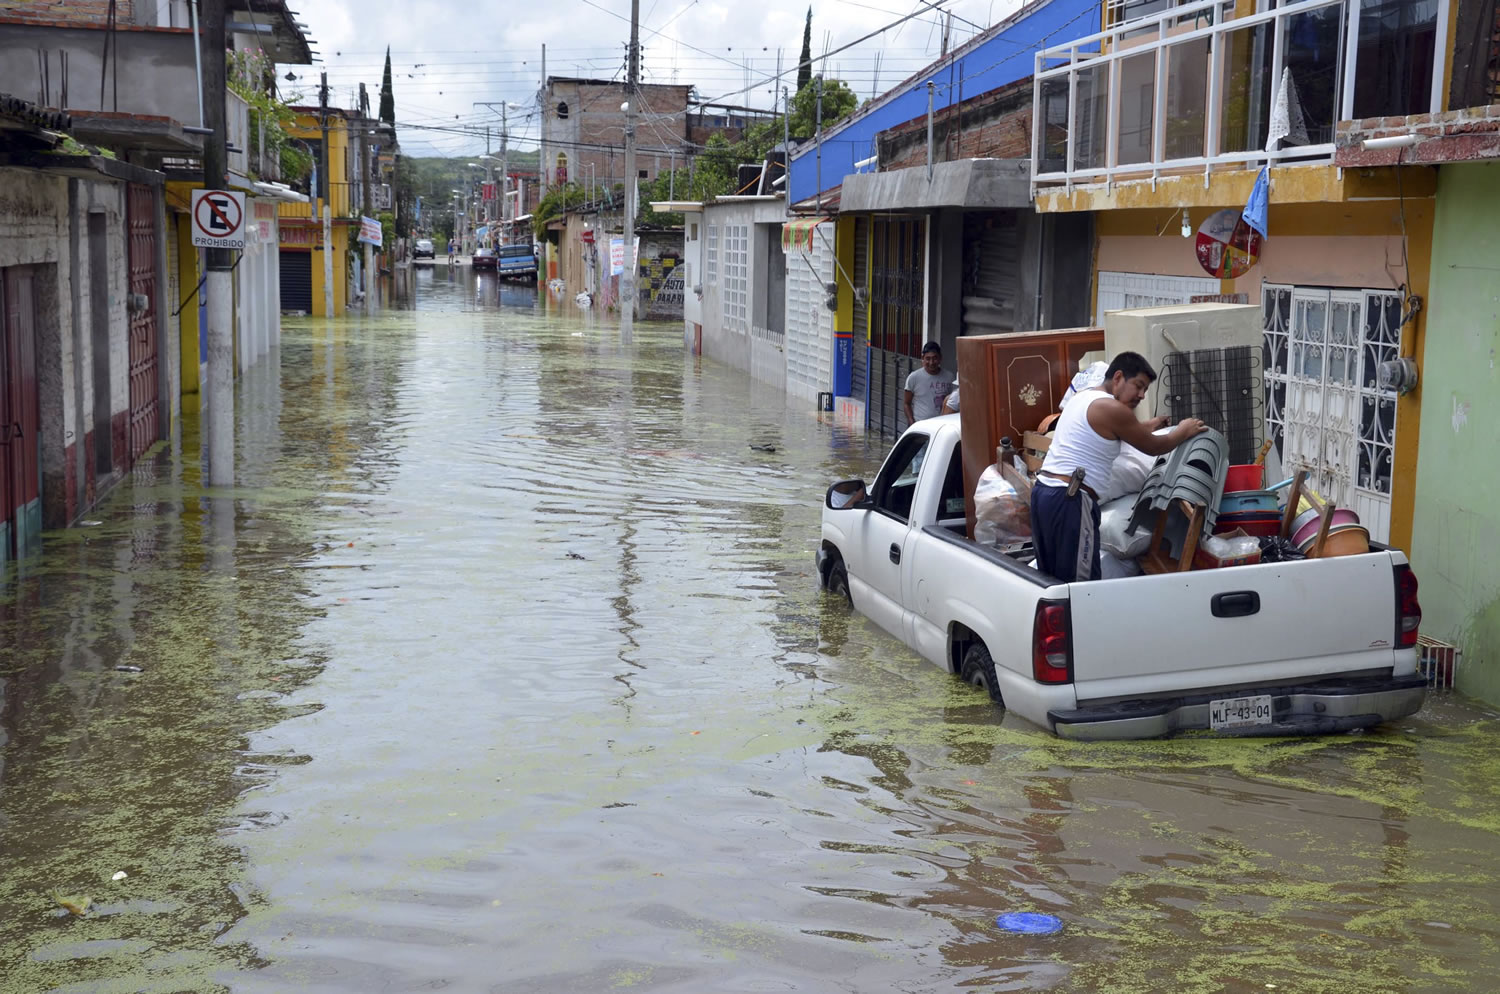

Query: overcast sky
[[280, 0, 1031, 156]]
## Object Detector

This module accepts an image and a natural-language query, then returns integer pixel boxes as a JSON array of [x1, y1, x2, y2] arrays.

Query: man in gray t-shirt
[[904, 341, 952, 423]]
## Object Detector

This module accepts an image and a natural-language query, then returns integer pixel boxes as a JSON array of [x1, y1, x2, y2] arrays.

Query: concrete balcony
[[1031, 0, 1450, 196]]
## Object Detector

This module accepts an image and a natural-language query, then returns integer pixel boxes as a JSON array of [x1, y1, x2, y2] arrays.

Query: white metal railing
[[1031, 0, 1451, 191], [226, 90, 250, 177]]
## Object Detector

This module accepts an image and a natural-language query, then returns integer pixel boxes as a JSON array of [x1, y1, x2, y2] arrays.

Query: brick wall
[[0, 0, 132, 27], [543, 80, 691, 191], [878, 80, 1033, 172], [1335, 106, 1500, 167]]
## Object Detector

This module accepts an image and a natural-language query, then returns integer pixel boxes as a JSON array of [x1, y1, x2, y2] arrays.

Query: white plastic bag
[[973, 461, 1032, 547], [1100, 549, 1143, 579], [1100, 494, 1150, 559], [1201, 533, 1261, 560], [1060, 360, 1109, 411]]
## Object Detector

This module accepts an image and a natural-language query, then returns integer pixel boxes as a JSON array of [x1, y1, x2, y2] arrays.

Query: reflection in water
[[4, 277, 1500, 992]]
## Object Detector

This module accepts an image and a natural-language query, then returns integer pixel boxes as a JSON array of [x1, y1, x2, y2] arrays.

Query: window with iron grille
[[706, 224, 718, 287], [722, 223, 749, 331]]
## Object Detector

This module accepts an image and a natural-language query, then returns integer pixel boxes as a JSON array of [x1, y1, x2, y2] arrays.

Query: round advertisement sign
[[1194, 208, 1262, 279]]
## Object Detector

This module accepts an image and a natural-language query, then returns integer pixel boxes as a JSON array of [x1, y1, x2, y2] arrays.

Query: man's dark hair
[[921, 341, 941, 355], [1105, 351, 1156, 383]]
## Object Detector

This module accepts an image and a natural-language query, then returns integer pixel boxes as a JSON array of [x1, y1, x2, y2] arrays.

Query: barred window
[[705, 225, 719, 287]]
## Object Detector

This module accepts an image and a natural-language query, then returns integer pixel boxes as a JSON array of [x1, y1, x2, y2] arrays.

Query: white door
[[1262, 285, 1400, 543]]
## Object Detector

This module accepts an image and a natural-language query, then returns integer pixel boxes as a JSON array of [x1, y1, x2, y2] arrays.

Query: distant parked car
[[471, 247, 498, 271], [413, 238, 435, 259]]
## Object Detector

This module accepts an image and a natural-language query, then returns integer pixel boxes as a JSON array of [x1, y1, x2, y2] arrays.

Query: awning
[[782, 216, 831, 253]]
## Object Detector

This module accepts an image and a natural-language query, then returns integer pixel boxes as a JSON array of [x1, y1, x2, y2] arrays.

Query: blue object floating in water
[[995, 912, 1063, 935]]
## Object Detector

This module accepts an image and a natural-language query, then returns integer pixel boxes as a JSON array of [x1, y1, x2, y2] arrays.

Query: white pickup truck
[[817, 415, 1427, 739]]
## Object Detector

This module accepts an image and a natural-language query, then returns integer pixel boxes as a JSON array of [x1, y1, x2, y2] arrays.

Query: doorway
[[1, 266, 41, 564]]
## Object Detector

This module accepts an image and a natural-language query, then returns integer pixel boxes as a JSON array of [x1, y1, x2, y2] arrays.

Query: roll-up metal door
[[850, 215, 870, 415], [961, 211, 1021, 337], [279, 250, 313, 313]]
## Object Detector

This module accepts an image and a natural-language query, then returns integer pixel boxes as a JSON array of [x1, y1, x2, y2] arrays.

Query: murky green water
[[5, 265, 1500, 992]]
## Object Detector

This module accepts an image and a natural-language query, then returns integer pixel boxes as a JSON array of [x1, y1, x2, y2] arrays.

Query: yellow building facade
[[278, 109, 355, 317]]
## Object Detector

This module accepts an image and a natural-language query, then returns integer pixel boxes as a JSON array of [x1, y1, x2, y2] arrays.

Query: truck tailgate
[[1068, 552, 1400, 701]]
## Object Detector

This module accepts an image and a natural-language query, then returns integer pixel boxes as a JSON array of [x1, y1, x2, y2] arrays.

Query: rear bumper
[[1048, 673, 1428, 741]]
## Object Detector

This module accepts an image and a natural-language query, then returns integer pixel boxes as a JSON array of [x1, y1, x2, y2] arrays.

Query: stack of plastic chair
[[1125, 428, 1230, 560]]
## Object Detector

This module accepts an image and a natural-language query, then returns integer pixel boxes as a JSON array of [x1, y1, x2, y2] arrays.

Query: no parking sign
[[190, 189, 246, 249]]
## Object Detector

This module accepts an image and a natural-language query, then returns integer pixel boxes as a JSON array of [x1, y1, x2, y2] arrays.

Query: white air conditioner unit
[[1104, 302, 1265, 463]]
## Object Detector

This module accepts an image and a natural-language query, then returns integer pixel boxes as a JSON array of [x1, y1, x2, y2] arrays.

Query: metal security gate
[[869, 216, 926, 437], [962, 211, 1022, 336], [1262, 284, 1401, 543], [850, 216, 870, 413], [1095, 271, 1219, 319], [280, 250, 313, 313], [126, 183, 160, 464]]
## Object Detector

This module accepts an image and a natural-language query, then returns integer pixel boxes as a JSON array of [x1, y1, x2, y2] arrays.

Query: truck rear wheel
[[961, 643, 1003, 707]]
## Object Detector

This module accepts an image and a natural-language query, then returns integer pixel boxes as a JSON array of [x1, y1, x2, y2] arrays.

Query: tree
[[533, 182, 588, 239], [639, 119, 788, 227], [796, 7, 813, 94], [788, 76, 857, 140], [378, 46, 395, 125]]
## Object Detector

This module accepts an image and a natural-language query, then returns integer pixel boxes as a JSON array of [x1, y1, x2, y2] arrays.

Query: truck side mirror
[[826, 479, 871, 510]]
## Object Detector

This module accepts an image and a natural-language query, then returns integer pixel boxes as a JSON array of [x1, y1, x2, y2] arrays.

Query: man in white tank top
[[1031, 352, 1207, 582]]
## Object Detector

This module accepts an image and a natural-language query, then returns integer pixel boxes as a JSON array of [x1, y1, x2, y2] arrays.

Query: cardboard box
[[1192, 527, 1262, 569]]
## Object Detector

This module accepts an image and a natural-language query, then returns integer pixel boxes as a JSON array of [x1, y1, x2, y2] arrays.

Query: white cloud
[[283, 0, 1029, 155]]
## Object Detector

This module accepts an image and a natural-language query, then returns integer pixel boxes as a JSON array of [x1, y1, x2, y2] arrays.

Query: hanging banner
[[782, 216, 828, 253], [610, 237, 624, 275], [358, 215, 383, 247]]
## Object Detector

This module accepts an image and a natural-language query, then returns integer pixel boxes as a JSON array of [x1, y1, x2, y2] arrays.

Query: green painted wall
[[1409, 161, 1500, 703]]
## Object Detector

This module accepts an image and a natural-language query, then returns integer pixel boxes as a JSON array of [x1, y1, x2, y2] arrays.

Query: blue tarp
[[788, 0, 1099, 205]]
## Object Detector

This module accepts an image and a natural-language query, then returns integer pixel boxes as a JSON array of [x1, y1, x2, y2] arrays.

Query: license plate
[[1209, 694, 1274, 730]]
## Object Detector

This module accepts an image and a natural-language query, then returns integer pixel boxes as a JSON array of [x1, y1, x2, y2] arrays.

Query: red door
[[2, 267, 40, 561], [126, 183, 160, 463]]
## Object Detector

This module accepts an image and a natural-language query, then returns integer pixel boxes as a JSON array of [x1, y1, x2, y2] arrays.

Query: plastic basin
[[1225, 464, 1264, 493], [1292, 508, 1361, 548], [1219, 490, 1280, 514]]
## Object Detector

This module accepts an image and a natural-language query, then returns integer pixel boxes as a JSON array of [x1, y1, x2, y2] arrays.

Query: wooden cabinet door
[[957, 328, 1104, 537]]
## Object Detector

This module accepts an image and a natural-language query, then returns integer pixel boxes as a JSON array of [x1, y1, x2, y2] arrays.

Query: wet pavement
[[5, 264, 1500, 993]]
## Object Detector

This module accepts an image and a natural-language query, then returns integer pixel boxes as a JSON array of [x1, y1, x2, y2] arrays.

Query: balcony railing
[[1031, 0, 1450, 190], [227, 89, 250, 178]]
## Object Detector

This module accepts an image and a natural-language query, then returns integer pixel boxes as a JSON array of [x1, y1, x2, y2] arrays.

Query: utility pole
[[202, 0, 233, 487], [360, 83, 374, 310], [319, 71, 334, 320], [500, 102, 509, 232], [621, 0, 640, 338], [815, 75, 823, 214], [539, 44, 547, 195], [782, 84, 790, 217]]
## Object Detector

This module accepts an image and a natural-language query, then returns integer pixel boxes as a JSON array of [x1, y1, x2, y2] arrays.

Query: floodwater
[[5, 264, 1500, 993]]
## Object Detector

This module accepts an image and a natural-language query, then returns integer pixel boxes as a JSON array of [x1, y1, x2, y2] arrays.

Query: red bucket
[[1224, 464, 1264, 493]]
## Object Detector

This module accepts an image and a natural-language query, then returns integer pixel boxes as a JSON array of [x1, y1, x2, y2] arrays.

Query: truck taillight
[[1395, 564, 1422, 649], [1032, 600, 1072, 684]]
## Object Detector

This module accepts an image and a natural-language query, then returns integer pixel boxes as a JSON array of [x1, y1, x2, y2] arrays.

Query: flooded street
[[7, 265, 1500, 993]]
